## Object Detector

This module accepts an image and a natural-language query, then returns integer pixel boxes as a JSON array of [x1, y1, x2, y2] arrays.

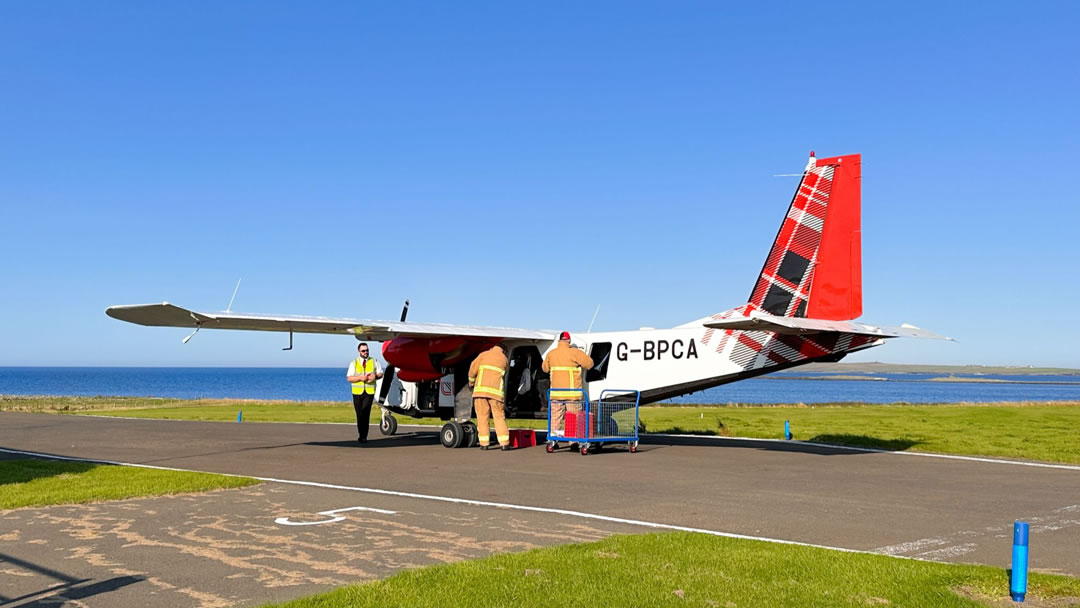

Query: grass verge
[[262, 532, 1080, 608], [0, 458, 259, 510], [4, 396, 1080, 464]]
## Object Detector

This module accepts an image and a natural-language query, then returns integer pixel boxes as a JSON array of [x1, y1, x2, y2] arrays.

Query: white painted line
[[64, 415, 1080, 471], [644, 432, 1080, 471], [276, 505, 397, 526], [0, 446, 886, 559]]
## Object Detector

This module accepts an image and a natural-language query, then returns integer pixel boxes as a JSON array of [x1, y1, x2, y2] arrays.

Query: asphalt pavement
[[1, 412, 1078, 607]]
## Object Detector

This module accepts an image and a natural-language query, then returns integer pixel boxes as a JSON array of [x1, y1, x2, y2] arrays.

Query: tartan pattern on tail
[[726, 327, 876, 372], [703, 304, 877, 372], [748, 164, 836, 317]]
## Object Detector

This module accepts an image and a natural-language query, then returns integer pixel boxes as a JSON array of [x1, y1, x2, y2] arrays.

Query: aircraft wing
[[703, 313, 949, 340], [106, 303, 555, 341]]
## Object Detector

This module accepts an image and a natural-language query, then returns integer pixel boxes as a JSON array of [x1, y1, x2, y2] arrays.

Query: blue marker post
[[1011, 520, 1029, 602], [784, 420, 792, 440], [237, 410, 243, 422]]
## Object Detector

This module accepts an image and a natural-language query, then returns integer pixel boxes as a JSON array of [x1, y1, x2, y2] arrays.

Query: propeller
[[378, 299, 409, 404]]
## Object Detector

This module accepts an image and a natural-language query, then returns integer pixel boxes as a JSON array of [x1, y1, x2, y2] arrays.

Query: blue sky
[[1, 2, 1078, 367]]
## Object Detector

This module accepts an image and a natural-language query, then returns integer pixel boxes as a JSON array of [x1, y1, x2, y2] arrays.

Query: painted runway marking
[[0, 447, 879, 558], [275, 505, 397, 526], [651, 433, 1080, 471], [874, 504, 1080, 559]]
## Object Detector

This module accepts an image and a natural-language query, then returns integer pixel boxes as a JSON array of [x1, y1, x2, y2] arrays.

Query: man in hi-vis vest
[[467, 344, 510, 450], [347, 342, 383, 444], [542, 331, 593, 441]]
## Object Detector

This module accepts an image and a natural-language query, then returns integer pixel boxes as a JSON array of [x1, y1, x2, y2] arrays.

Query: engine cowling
[[382, 336, 502, 381], [396, 369, 443, 382]]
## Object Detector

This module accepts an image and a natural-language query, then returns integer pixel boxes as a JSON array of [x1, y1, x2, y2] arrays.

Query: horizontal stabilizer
[[106, 303, 554, 341], [703, 312, 949, 340]]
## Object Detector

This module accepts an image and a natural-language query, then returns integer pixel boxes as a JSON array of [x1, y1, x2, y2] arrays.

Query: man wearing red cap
[[542, 331, 593, 443]]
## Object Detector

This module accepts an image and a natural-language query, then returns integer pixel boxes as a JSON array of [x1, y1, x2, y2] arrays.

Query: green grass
[[262, 532, 1080, 608], [5, 396, 1080, 464], [0, 458, 259, 510]]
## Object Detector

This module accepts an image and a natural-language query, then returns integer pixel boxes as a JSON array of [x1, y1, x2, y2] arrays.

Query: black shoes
[[357, 438, 368, 444], [500, 445, 511, 451]]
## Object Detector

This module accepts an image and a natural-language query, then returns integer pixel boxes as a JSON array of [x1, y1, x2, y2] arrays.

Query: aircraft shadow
[[306, 432, 441, 449], [637, 433, 923, 456]]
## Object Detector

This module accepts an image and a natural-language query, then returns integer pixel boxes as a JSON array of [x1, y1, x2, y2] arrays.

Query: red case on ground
[[509, 429, 536, 448], [563, 412, 577, 437]]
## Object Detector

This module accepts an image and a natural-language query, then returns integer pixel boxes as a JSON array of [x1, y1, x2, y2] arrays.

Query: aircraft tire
[[462, 422, 479, 448], [379, 415, 398, 436], [441, 421, 465, 449]]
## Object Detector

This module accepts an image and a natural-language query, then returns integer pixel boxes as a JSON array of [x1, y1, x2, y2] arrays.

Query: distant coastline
[[797, 362, 1080, 376], [771, 374, 1080, 386]]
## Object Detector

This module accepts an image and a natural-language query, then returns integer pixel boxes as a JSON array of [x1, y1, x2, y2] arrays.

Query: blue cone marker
[[1011, 520, 1029, 602], [784, 420, 792, 440], [237, 410, 243, 422]]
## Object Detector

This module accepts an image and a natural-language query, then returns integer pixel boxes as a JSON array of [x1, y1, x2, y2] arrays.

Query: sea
[[2, 367, 1079, 404]]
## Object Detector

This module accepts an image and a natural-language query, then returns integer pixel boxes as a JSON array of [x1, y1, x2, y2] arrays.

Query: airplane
[[107, 152, 943, 449]]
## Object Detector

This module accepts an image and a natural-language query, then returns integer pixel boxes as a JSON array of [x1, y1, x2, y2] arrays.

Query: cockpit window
[[586, 342, 612, 382]]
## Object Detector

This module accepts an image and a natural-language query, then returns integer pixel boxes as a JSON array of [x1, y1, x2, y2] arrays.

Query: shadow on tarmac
[[0, 458, 98, 485], [0, 552, 144, 607], [307, 432, 441, 449], [637, 433, 922, 456]]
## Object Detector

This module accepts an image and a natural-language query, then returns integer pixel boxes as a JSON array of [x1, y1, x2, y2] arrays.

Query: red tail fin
[[747, 153, 862, 321]]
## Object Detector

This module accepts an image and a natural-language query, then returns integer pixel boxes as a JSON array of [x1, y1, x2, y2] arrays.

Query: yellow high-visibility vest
[[550, 366, 582, 400], [474, 364, 505, 399], [352, 357, 376, 395]]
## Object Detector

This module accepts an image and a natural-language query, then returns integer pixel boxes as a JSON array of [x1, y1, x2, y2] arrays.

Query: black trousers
[[352, 393, 374, 441]]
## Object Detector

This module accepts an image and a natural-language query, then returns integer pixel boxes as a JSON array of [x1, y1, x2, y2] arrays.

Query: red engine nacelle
[[382, 336, 501, 382], [396, 369, 443, 382]]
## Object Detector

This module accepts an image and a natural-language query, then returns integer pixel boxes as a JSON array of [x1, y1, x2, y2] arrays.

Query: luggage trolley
[[546, 388, 640, 455]]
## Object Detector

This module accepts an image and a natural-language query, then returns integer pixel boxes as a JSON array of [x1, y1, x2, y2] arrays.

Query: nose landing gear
[[379, 412, 398, 436]]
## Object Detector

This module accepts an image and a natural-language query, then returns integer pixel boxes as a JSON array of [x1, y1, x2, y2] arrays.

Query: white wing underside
[[703, 312, 949, 340], [106, 303, 554, 341]]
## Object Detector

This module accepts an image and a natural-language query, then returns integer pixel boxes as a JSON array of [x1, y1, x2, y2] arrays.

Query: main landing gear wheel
[[462, 422, 479, 448], [440, 421, 465, 448], [379, 415, 398, 436]]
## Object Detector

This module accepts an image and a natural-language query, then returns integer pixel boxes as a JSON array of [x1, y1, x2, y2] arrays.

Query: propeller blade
[[378, 366, 396, 404], [379, 299, 408, 404]]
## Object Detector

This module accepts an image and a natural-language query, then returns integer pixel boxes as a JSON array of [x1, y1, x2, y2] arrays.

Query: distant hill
[[798, 362, 1080, 376]]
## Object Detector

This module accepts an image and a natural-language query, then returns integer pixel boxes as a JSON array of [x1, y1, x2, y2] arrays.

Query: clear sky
[[1, 2, 1078, 368]]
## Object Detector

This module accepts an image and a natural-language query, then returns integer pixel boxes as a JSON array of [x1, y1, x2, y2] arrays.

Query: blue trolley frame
[[546, 388, 640, 455]]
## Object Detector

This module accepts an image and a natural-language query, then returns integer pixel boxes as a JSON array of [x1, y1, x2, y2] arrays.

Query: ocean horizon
[[2, 366, 1079, 404]]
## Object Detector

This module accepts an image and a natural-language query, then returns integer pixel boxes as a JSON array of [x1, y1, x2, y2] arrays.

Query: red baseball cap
[[559, 331, 571, 341]]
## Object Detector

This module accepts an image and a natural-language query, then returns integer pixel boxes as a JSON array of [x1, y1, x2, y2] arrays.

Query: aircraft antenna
[[587, 304, 601, 333], [225, 278, 242, 313]]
